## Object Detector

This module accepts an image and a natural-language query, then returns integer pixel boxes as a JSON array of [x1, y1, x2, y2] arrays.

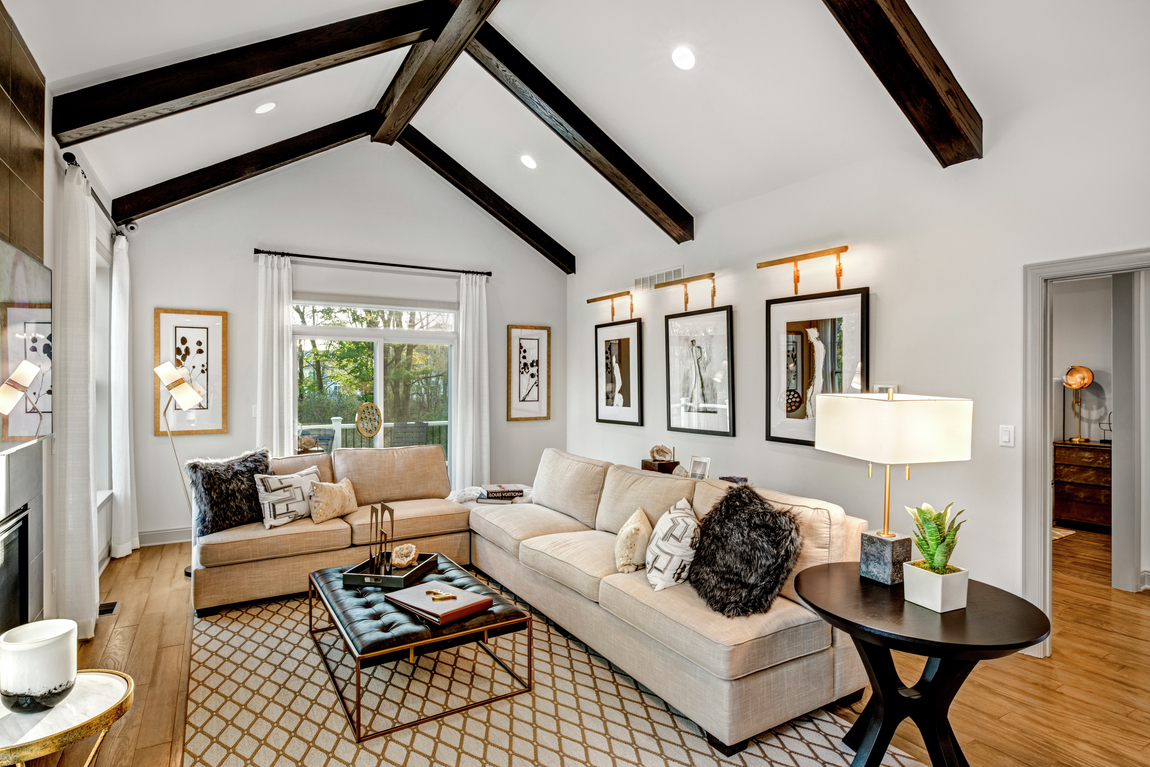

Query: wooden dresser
[[1053, 441, 1111, 531]]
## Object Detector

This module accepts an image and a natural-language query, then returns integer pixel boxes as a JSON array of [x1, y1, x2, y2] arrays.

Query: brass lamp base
[[1068, 437, 1090, 443]]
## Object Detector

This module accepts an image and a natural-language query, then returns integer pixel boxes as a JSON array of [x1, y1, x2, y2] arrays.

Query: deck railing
[[297, 418, 449, 452]]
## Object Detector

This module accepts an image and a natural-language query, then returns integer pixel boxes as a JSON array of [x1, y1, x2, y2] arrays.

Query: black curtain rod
[[61, 152, 125, 236], [255, 249, 492, 277]]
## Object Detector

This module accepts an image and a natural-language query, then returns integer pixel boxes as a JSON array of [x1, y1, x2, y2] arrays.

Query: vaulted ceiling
[[8, 0, 1149, 272]]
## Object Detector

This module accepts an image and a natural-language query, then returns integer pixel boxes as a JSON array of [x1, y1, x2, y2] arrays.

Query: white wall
[[1051, 276, 1112, 442], [126, 140, 568, 540], [566, 63, 1150, 594]]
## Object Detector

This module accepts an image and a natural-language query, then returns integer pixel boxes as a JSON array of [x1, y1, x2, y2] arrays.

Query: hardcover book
[[481, 484, 524, 499], [384, 582, 494, 625]]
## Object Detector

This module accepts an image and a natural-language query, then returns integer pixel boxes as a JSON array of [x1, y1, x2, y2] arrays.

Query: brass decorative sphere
[[1062, 366, 1094, 390]]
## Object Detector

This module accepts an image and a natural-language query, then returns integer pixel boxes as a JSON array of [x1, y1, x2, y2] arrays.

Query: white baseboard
[[1141, 571, 1150, 592], [139, 527, 193, 547]]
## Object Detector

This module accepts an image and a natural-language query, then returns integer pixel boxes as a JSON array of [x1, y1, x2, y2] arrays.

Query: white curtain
[[109, 235, 138, 558], [453, 273, 490, 489], [54, 167, 99, 638], [256, 254, 295, 457]]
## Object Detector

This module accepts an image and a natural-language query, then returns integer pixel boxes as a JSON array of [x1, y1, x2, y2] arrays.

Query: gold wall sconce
[[757, 246, 849, 295], [653, 273, 716, 311], [587, 290, 633, 321]]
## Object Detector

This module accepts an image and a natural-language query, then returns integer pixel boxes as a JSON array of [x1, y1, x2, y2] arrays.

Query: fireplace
[[0, 506, 30, 635]]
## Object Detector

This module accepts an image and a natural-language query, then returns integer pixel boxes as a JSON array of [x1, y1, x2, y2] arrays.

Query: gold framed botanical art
[[507, 325, 550, 421], [154, 308, 228, 436]]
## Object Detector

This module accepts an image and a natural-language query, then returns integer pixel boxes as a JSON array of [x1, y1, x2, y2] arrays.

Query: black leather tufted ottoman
[[308, 554, 532, 743]]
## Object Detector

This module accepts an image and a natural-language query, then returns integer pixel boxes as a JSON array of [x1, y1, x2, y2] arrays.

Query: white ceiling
[[8, 0, 1150, 256]]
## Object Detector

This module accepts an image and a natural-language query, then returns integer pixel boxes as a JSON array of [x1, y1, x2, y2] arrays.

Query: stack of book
[[477, 484, 524, 504]]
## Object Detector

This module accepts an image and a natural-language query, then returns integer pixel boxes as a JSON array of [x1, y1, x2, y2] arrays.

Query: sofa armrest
[[841, 516, 867, 562]]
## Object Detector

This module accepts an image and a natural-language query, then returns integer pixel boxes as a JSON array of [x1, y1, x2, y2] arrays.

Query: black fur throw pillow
[[688, 485, 803, 618], [186, 448, 271, 538]]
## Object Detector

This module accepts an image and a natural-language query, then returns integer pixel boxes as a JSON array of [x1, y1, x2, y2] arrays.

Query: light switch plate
[[999, 425, 1015, 447]]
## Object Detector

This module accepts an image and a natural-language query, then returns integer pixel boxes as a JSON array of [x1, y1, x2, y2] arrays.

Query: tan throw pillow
[[615, 508, 654, 573], [310, 477, 358, 523]]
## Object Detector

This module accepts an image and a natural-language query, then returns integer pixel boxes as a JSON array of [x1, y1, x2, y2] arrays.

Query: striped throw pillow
[[254, 466, 320, 528], [645, 498, 699, 591]]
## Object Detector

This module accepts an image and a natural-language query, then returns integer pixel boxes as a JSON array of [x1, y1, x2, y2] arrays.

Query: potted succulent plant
[[902, 503, 969, 612]]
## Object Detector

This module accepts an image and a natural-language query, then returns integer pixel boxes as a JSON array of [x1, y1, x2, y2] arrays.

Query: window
[[292, 305, 456, 456]]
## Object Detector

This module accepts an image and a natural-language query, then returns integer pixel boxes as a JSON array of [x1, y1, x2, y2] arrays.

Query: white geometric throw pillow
[[254, 466, 321, 529], [645, 498, 700, 591]]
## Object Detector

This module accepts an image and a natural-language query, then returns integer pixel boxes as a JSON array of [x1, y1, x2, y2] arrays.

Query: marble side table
[[0, 670, 133, 767]]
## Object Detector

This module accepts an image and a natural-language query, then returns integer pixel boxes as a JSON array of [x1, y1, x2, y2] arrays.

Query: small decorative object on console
[[688, 456, 711, 480], [650, 445, 673, 461], [903, 503, 969, 612]]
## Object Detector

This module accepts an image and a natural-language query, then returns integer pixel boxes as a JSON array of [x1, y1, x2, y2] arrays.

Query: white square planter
[[902, 562, 969, 613]]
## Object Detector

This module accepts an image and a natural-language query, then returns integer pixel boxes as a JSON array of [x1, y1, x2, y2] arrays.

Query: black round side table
[[794, 562, 1050, 767]]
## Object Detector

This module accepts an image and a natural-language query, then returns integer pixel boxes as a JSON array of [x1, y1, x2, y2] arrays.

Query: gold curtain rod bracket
[[756, 246, 849, 295]]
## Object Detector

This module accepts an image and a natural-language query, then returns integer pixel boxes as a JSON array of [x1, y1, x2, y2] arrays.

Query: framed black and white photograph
[[688, 456, 711, 480], [508, 325, 550, 421], [766, 288, 869, 446], [595, 318, 643, 426], [665, 305, 735, 437], [154, 308, 228, 436]]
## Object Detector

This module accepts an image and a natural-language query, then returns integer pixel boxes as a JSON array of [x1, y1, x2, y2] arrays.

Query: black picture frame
[[665, 305, 736, 438], [595, 318, 644, 426], [766, 287, 869, 446]]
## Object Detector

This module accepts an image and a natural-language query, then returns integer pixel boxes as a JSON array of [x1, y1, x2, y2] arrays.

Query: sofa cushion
[[469, 503, 591, 559], [596, 465, 697, 534], [332, 445, 451, 506], [255, 466, 320, 528], [197, 516, 352, 568], [519, 531, 617, 602], [346, 499, 471, 546], [271, 453, 335, 484], [693, 479, 847, 602], [187, 448, 270, 537], [599, 571, 830, 681], [532, 449, 612, 527]]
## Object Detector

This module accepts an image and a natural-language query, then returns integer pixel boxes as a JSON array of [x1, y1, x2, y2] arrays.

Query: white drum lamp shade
[[815, 393, 973, 465], [154, 361, 205, 411], [0, 359, 41, 415]]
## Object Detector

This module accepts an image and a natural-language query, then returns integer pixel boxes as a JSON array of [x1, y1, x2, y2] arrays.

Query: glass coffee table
[[308, 554, 532, 743]]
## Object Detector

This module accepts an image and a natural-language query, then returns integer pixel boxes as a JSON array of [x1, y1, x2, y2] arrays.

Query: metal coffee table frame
[[308, 578, 533, 743]]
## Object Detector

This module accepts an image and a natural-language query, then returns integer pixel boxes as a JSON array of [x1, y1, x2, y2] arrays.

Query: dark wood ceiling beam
[[466, 25, 694, 243], [112, 111, 383, 224], [821, 0, 982, 167], [398, 126, 576, 274], [53, 1, 440, 147], [372, 0, 502, 144]]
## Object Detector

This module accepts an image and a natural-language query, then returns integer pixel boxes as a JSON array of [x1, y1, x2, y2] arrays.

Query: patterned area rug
[[185, 578, 925, 767]]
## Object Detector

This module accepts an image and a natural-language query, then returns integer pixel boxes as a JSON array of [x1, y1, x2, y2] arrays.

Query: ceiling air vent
[[634, 266, 684, 292]]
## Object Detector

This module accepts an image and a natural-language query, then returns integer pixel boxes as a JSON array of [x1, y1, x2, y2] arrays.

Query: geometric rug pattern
[[186, 577, 926, 767]]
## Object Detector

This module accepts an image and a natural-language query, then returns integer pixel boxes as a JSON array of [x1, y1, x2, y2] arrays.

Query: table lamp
[[0, 360, 46, 438], [1062, 366, 1093, 443], [815, 391, 973, 584], [155, 361, 205, 576]]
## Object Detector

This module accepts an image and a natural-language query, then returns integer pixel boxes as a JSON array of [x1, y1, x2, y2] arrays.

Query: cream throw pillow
[[615, 508, 654, 573], [310, 477, 358, 523], [645, 498, 700, 591]]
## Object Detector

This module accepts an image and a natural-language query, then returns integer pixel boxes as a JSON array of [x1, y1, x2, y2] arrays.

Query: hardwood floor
[[28, 542, 192, 767], [24, 530, 1150, 767], [830, 530, 1150, 766]]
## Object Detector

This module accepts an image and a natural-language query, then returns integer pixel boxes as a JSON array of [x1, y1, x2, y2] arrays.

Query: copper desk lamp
[[1063, 366, 1094, 444]]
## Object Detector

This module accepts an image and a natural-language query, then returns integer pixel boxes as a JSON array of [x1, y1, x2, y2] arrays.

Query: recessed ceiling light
[[255, 102, 277, 114], [672, 46, 696, 70], [520, 155, 537, 169]]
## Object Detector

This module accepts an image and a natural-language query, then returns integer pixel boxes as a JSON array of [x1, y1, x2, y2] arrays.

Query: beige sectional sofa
[[191, 445, 470, 611], [190, 444, 867, 753], [468, 448, 869, 753]]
